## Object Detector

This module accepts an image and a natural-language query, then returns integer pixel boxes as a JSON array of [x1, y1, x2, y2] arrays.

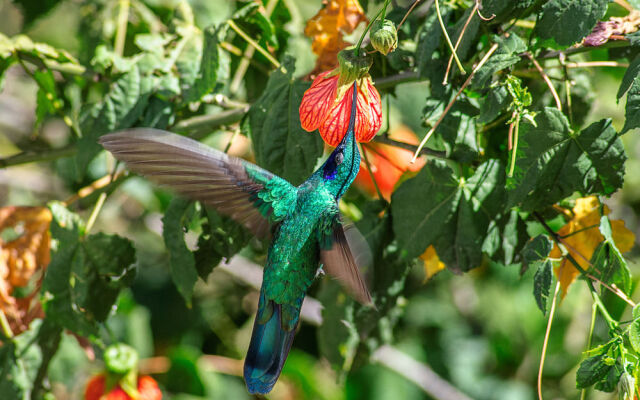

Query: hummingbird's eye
[[335, 152, 344, 165]]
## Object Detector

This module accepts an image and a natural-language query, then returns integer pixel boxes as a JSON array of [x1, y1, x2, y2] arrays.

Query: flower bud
[[370, 19, 398, 55], [617, 371, 635, 400]]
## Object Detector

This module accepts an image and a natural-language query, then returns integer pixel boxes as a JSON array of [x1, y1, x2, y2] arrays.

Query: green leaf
[[247, 57, 324, 185], [472, 34, 526, 90], [576, 352, 613, 388], [77, 64, 153, 176], [521, 234, 553, 267], [0, 320, 43, 399], [622, 77, 640, 134], [392, 159, 506, 271], [182, 26, 219, 103], [424, 98, 479, 162], [43, 203, 136, 336], [629, 304, 640, 353], [590, 241, 632, 296], [194, 207, 252, 280], [162, 197, 198, 307], [507, 108, 626, 211], [232, 2, 278, 50], [415, 7, 447, 78], [536, 0, 609, 47], [480, 0, 535, 22], [478, 85, 509, 124], [33, 69, 60, 126], [617, 54, 640, 100], [533, 259, 553, 315]]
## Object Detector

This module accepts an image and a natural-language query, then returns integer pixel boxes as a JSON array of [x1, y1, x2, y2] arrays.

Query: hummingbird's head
[[319, 83, 361, 199]]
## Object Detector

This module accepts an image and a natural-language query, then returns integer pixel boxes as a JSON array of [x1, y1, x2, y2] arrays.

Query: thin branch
[[172, 106, 249, 138], [443, 2, 478, 85], [63, 170, 127, 205], [373, 134, 447, 158], [539, 40, 629, 59], [410, 42, 499, 163], [525, 53, 562, 111], [114, 0, 130, 56], [374, 71, 420, 89], [372, 345, 473, 400], [580, 302, 598, 400], [398, 0, 432, 30], [435, 0, 466, 75], [360, 144, 385, 200], [230, 0, 279, 93], [227, 20, 281, 69], [0, 145, 76, 169], [538, 281, 560, 400]]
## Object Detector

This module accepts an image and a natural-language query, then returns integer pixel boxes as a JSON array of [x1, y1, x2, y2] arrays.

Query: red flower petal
[[319, 84, 355, 146], [355, 80, 382, 142], [299, 70, 339, 132]]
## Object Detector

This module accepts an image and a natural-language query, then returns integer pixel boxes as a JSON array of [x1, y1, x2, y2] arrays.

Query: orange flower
[[300, 69, 381, 147]]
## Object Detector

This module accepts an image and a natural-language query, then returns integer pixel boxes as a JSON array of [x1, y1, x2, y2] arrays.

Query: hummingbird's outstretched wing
[[99, 129, 297, 239], [320, 218, 373, 306]]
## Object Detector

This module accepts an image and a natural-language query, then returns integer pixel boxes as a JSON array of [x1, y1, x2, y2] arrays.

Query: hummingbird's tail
[[243, 291, 301, 394]]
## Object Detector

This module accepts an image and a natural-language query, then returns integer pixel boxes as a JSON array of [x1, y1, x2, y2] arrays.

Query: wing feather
[[99, 128, 297, 239]]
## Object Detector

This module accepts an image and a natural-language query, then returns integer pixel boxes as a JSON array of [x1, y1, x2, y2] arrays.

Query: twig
[[0, 145, 76, 169], [410, 42, 499, 163], [173, 107, 249, 138], [443, 2, 478, 84], [372, 345, 473, 400], [398, 0, 432, 29], [538, 281, 560, 400], [435, 0, 466, 75], [63, 170, 126, 205], [579, 302, 597, 400], [540, 40, 628, 59], [373, 134, 447, 158], [114, 0, 130, 56], [230, 0, 279, 93], [507, 113, 520, 177], [525, 53, 562, 111], [85, 192, 107, 234], [374, 71, 420, 89], [360, 144, 385, 200], [227, 20, 281, 69]]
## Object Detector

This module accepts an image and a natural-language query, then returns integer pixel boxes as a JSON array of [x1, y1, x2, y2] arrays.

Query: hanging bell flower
[[299, 47, 382, 147]]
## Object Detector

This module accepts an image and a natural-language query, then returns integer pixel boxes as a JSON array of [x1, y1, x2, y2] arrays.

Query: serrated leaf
[[162, 197, 198, 307], [478, 85, 510, 124], [576, 353, 612, 388], [533, 259, 553, 314], [182, 26, 219, 103], [43, 204, 136, 336], [481, 0, 535, 22], [536, 0, 609, 47], [521, 234, 553, 267], [415, 7, 448, 78], [247, 57, 324, 185], [472, 34, 526, 90], [194, 207, 252, 280], [0, 320, 44, 399], [392, 159, 506, 271], [622, 77, 640, 134], [77, 65, 152, 176], [33, 69, 60, 126], [507, 108, 626, 211]]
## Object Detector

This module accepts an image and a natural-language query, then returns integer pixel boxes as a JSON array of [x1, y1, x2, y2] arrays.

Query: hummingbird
[[99, 83, 373, 394]]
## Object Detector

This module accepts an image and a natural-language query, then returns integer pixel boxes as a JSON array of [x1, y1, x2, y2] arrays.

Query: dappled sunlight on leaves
[[0, 206, 51, 335], [549, 197, 635, 297], [304, 0, 367, 76]]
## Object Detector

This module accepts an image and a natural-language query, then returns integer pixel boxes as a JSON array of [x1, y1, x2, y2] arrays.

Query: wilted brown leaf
[[304, 0, 367, 76], [420, 245, 445, 281], [549, 197, 635, 297], [0, 206, 51, 335]]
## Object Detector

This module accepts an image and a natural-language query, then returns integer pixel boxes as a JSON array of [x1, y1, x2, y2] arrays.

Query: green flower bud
[[618, 371, 635, 400], [104, 343, 139, 375], [337, 47, 373, 86], [370, 19, 398, 55]]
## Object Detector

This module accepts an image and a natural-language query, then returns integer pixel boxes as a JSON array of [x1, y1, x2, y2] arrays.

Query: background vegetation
[[2, 0, 640, 399]]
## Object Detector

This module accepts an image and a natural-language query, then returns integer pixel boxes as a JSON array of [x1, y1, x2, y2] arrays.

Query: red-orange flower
[[299, 69, 382, 147]]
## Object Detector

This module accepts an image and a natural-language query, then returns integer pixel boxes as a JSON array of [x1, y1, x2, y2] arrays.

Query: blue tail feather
[[243, 293, 300, 394]]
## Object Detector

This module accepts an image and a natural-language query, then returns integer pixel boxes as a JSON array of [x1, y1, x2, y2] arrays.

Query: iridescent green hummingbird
[[99, 83, 372, 394]]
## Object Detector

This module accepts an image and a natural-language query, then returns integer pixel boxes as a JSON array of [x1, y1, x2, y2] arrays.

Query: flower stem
[[360, 144, 385, 201], [355, 0, 390, 56], [537, 281, 560, 400], [114, 0, 130, 56], [508, 114, 520, 177], [435, 0, 466, 75]]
